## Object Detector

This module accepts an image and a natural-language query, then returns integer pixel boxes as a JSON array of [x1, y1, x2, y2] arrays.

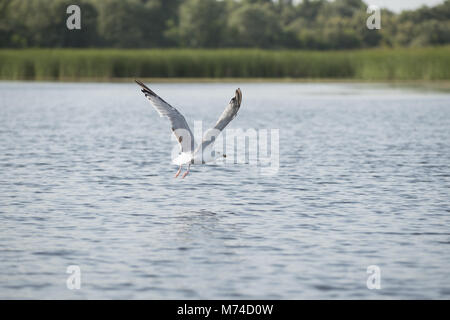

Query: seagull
[[135, 80, 242, 178]]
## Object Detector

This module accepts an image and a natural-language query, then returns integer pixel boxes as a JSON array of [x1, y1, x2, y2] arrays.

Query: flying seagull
[[135, 80, 242, 178]]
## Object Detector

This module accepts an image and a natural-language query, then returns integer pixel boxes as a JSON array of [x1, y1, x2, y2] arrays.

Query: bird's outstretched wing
[[135, 80, 195, 153], [195, 88, 242, 154]]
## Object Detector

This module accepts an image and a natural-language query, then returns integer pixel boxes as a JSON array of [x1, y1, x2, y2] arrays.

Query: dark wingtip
[[135, 79, 147, 89], [235, 88, 242, 106], [135, 79, 156, 96]]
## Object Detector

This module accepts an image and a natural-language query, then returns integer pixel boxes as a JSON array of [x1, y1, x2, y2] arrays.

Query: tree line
[[0, 0, 449, 49]]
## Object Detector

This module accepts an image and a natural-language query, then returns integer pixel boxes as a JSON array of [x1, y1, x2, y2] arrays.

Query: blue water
[[0, 81, 449, 299]]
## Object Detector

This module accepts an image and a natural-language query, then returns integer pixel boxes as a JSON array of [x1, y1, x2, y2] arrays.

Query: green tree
[[174, 0, 226, 48], [0, 0, 449, 49], [3, 0, 98, 47], [93, 0, 165, 47], [228, 3, 282, 48]]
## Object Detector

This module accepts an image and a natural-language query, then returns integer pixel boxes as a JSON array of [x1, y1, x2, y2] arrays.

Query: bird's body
[[135, 80, 242, 178], [172, 152, 194, 166]]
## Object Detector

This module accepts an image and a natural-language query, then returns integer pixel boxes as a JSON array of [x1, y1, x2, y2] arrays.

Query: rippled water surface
[[1, 82, 449, 299]]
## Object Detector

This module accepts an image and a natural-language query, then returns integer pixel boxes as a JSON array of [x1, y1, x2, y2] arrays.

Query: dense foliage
[[1, 0, 449, 49]]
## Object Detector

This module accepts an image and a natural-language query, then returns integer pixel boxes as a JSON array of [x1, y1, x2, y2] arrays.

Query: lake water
[[0, 81, 449, 299]]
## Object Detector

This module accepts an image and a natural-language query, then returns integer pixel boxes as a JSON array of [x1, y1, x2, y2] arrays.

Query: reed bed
[[0, 47, 449, 81]]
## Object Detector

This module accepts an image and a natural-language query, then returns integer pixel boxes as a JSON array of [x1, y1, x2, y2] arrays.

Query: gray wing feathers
[[196, 88, 242, 153], [135, 80, 195, 153]]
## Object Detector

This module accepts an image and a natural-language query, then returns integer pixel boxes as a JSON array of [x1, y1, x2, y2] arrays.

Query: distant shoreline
[[3, 78, 450, 93]]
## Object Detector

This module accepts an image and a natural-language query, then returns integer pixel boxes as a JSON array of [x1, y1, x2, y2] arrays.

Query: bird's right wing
[[135, 80, 195, 153]]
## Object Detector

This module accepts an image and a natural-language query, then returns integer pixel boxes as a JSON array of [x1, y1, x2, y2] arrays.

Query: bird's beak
[[235, 88, 242, 106]]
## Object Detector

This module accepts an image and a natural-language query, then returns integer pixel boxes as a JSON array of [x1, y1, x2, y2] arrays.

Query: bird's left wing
[[135, 80, 195, 153], [195, 88, 242, 155]]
